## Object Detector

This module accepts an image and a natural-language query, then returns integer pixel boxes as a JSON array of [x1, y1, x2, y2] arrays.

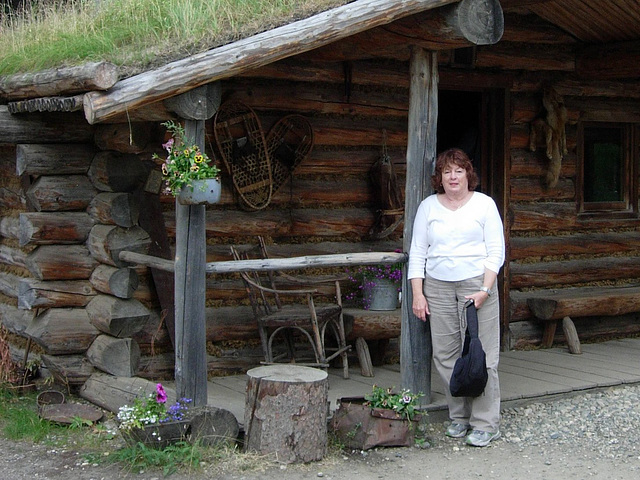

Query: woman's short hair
[[431, 148, 479, 193]]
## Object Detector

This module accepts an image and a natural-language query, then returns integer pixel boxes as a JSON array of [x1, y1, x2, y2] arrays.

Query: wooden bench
[[342, 308, 401, 376], [526, 285, 640, 351]]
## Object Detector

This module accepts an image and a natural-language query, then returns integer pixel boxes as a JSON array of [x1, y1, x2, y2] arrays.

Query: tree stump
[[244, 365, 328, 463]]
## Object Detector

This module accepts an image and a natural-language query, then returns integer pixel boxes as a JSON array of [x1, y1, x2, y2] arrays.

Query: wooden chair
[[230, 237, 350, 378]]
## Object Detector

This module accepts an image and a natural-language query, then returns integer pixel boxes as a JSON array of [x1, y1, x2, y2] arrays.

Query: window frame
[[577, 121, 638, 219]]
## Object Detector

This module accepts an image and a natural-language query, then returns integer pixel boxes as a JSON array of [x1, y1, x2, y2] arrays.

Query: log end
[[457, 0, 504, 45]]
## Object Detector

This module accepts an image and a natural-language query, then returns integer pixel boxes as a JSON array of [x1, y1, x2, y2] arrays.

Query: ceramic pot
[[178, 178, 221, 205]]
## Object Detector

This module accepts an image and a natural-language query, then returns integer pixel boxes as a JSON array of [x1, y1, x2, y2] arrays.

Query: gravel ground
[[1, 384, 639, 479]]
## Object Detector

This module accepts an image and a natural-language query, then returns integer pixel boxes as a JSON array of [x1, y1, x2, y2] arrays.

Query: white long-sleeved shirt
[[407, 192, 505, 282]]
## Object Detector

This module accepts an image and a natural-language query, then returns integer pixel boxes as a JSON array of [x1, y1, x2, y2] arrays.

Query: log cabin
[[1, 0, 640, 403]]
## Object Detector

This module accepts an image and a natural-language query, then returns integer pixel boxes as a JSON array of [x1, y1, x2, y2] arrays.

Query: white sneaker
[[465, 429, 501, 447], [445, 422, 470, 438]]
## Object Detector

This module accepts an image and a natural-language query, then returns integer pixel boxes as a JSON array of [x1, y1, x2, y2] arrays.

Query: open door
[[437, 88, 510, 349]]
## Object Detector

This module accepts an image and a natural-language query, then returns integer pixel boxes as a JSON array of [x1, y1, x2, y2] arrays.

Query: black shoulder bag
[[449, 299, 488, 398]]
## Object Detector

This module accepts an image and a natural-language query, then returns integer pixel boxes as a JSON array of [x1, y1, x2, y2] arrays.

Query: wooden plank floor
[[207, 337, 640, 427]]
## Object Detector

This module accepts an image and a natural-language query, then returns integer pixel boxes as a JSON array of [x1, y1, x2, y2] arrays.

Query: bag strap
[[464, 299, 479, 339]]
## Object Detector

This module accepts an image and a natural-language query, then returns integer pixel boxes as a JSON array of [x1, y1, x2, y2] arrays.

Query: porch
[[204, 337, 640, 429]]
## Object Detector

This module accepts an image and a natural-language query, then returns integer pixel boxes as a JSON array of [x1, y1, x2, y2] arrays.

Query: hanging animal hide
[[529, 86, 568, 188], [368, 140, 403, 239]]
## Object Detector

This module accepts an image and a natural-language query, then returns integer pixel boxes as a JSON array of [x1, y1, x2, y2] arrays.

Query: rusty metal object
[[331, 396, 422, 450]]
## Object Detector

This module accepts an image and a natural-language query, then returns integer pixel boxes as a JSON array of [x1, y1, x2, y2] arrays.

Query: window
[[578, 122, 637, 217]]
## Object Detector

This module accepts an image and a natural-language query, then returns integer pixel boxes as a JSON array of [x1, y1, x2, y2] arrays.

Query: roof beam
[[83, 0, 465, 124]]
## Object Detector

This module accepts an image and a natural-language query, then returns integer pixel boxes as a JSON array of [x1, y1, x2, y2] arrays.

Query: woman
[[408, 148, 505, 447]]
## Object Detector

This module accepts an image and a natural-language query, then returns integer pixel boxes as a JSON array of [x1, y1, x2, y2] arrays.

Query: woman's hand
[[465, 290, 489, 308], [410, 278, 430, 321], [412, 293, 430, 321]]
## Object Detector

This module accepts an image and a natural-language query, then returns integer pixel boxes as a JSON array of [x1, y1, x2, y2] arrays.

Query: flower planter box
[[330, 396, 422, 450], [123, 420, 190, 449]]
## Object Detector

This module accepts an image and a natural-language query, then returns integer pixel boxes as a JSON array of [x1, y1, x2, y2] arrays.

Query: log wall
[[2, 11, 640, 385]]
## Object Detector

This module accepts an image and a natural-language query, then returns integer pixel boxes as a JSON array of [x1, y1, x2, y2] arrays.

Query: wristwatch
[[480, 286, 492, 296]]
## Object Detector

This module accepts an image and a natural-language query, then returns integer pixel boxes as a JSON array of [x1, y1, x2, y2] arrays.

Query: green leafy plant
[[117, 383, 192, 432], [153, 120, 220, 197], [364, 385, 424, 421]]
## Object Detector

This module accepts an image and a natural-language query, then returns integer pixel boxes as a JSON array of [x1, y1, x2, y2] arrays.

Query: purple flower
[[162, 138, 174, 152], [156, 383, 167, 404]]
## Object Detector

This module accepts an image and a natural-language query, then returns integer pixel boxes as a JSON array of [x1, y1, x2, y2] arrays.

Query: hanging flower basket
[[178, 178, 222, 205]]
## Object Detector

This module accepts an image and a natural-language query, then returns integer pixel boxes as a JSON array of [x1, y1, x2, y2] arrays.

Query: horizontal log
[[576, 40, 640, 80], [87, 192, 139, 227], [119, 250, 406, 274], [510, 231, 640, 261], [476, 42, 575, 71], [25, 245, 98, 280], [501, 11, 577, 44], [86, 295, 150, 338], [510, 256, 640, 289], [510, 148, 575, 177], [80, 372, 177, 413], [83, 0, 460, 124], [40, 354, 96, 390], [0, 303, 35, 336], [510, 177, 574, 202], [0, 244, 27, 268], [137, 352, 175, 380], [89, 265, 138, 299], [94, 122, 156, 154], [19, 212, 95, 246], [18, 278, 96, 310], [88, 151, 148, 193], [510, 202, 640, 232], [342, 308, 401, 340], [0, 61, 118, 100], [225, 79, 409, 118], [25, 308, 100, 355], [16, 144, 95, 176], [8, 95, 84, 114], [0, 106, 94, 143], [26, 175, 98, 212], [525, 286, 640, 321], [88, 225, 151, 268], [86, 335, 141, 377], [165, 207, 378, 239]]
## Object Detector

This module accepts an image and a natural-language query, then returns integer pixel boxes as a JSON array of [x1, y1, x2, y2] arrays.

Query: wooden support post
[[174, 117, 208, 407], [400, 47, 437, 404]]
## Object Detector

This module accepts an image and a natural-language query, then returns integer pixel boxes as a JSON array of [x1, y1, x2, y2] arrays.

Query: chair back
[[230, 237, 282, 318]]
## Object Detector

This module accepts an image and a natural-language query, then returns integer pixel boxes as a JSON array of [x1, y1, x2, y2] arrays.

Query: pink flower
[[162, 138, 174, 153], [156, 383, 167, 404]]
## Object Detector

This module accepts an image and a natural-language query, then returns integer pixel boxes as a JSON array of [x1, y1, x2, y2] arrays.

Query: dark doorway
[[437, 90, 484, 191]]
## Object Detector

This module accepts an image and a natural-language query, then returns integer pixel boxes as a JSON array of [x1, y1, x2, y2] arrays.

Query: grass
[[0, 383, 346, 476], [0, 0, 350, 76]]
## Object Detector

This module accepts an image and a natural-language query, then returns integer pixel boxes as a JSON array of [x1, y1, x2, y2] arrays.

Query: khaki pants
[[424, 274, 501, 433]]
